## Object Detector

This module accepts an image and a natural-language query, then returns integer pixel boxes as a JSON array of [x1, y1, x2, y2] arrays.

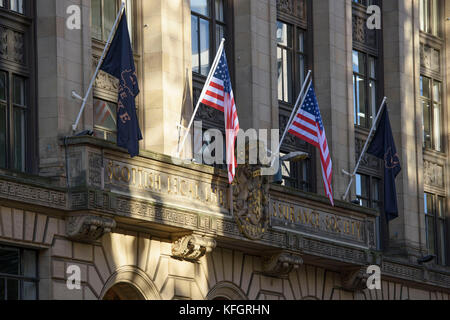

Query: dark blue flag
[[100, 12, 142, 157], [367, 106, 401, 221]]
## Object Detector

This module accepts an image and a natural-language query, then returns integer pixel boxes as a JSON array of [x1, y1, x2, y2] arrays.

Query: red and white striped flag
[[288, 82, 334, 206], [200, 50, 240, 184]]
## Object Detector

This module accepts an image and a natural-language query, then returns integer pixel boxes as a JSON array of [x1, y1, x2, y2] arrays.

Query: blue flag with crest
[[367, 107, 401, 221], [100, 12, 142, 157]]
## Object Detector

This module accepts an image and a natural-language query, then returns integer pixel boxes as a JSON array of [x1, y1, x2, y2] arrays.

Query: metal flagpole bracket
[[71, 91, 84, 102], [342, 97, 387, 201]]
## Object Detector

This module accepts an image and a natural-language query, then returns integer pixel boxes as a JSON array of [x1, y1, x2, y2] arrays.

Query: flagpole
[[342, 97, 387, 201], [271, 73, 312, 166], [71, 1, 126, 133], [176, 38, 226, 158]]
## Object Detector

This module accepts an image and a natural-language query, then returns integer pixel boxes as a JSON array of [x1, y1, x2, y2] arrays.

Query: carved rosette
[[232, 159, 271, 240], [172, 235, 216, 262], [262, 253, 304, 276], [341, 267, 368, 291], [66, 215, 116, 243]]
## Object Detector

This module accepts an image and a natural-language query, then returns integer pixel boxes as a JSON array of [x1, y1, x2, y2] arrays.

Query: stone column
[[383, 0, 425, 258], [312, 0, 356, 200], [234, 0, 278, 132], [36, 0, 92, 183], [141, 0, 192, 157]]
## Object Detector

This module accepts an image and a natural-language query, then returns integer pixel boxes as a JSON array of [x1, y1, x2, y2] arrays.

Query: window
[[424, 193, 447, 265], [92, 0, 139, 143], [420, 0, 441, 37], [277, 21, 306, 105], [420, 76, 442, 151], [191, 0, 228, 77], [277, 0, 312, 192], [352, 0, 375, 5], [353, 50, 378, 128], [0, 246, 38, 300], [0, 0, 24, 14], [355, 174, 382, 210], [92, 0, 135, 44], [93, 98, 117, 142], [280, 153, 311, 191]]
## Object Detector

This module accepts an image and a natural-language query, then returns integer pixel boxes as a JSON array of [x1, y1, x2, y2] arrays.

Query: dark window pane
[[216, 24, 225, 51], [277, 21, 292, 47], [422, 99, 432, 148], [0, 278, 4, 300], [191, 15, 199, 74], [420, 76, 430, 98], [0, 247, 19, 275], [6, 279, 19, 300], [426, 216, 436, 254], [104, 0, 117, 41], [352, 51, 365, 74], [0, 104, 6, 168], [10, 0, 23, 14], [191, 0, 209, 16], [22, 250, 37, 278], [354, 75, 366, 127], [91, 0, 102, 40], [0, 72, 6, 101], [23, 281, 37, 300], [199, 18, 210, 76], [13, 76, 25, 106], [13, 107, 26, 172], [215, 0, 224, 22]]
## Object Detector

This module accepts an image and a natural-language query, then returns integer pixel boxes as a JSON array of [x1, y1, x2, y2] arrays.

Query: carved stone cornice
[[341, 267, 368, 292], [172, 235, 216, 262], [66, 215, 116, 243], [262, 252, 303, 277]]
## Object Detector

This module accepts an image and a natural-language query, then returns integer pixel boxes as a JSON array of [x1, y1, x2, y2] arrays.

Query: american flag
[[201, 50, 240, 184], [288, 83, 334, 206]]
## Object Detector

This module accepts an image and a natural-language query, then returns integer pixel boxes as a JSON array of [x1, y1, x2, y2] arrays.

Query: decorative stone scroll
[[172, 235, 216, 262], [66, 215, 116, 243], [262, 252, 304, 277]]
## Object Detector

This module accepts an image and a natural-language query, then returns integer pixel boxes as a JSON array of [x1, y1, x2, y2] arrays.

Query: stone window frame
[[276, 0, 316, 193], [91, 0, 143, 143], [0, 0, 37, 174]]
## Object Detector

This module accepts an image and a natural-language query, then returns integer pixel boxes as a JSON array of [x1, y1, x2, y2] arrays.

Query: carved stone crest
[[232, 143, 271, 240], [66, 215, 116, 243]]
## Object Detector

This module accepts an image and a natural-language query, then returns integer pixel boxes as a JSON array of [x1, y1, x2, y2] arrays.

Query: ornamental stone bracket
[[171, 235, 217, 262], [262, 252, 304, 277], [66, 215, 116, 243], [341, 267, 368, 292]]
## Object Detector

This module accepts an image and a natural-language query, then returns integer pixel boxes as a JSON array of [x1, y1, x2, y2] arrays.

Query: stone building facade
[[0, 0, 449, 300]]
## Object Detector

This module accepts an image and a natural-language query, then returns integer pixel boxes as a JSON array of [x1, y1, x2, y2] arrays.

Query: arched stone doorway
[[103, 282, 146, 300], [100, 266, 161, 301]]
